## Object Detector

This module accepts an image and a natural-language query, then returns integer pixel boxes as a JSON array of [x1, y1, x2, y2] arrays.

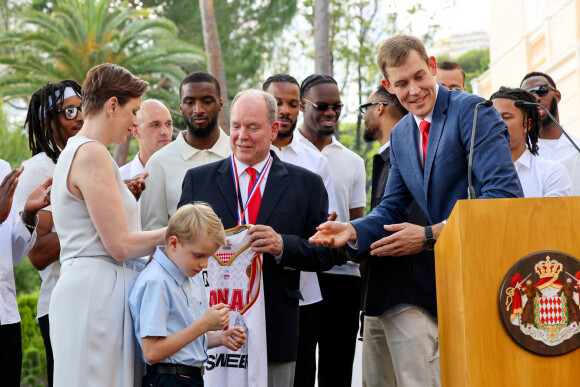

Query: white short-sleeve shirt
[[17, 152, 58, 319], [537, 132, 580, 161], [141, 130, 231, 230], [295, 130, 366, 277]]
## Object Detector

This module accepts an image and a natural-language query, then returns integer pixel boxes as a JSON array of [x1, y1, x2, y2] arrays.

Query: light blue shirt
[[129, 246, 209, 366]]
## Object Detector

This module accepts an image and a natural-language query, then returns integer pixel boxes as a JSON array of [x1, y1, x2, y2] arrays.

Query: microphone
[[468, 100, 493, 199], [514, 100, 580, 155]]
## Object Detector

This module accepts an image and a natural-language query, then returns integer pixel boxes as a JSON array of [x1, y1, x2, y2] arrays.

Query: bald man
[[120, 99, 173, 181]]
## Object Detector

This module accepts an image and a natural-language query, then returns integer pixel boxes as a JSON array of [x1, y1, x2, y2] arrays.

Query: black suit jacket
[[361, 146, 436, 318], [178, 152, 343, 362]]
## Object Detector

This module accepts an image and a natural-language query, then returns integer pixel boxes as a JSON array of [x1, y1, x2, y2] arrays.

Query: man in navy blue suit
[[178, 89, 343, 387], [310, 34, 523, 386]]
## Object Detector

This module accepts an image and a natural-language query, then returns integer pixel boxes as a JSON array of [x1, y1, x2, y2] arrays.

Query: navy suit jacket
[[352, 85, 524, 253], [178, 151, 343, 363]]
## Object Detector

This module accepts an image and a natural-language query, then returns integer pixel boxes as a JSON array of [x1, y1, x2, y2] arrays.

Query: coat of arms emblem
[[499, 251, 580, 355]]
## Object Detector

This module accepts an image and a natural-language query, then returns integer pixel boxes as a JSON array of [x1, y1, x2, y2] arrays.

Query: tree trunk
[[199, 0, 230, 133], [314, 0, 332, 76]]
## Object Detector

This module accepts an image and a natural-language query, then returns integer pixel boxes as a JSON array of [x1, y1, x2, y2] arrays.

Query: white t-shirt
[[271, 135, 338, 305], [141, 129, 231, 230], [1, 159, 36, 325], [295, 130, 366, 277], [559, 152, 580, 196], [536, 132, 580, 161], [514, 149, 572, 197], [17, 152, 58, 319], [120, 153, 145, 227]]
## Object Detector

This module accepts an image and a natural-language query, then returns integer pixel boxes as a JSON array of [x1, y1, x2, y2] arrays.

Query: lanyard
[[230, 155, 272, 226]]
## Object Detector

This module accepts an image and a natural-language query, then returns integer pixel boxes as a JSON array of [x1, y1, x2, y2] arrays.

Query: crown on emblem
[[534, 256, 563, 279]]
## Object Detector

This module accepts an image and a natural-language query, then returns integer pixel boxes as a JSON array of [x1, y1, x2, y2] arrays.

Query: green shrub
[[18, 292, 47, 386]]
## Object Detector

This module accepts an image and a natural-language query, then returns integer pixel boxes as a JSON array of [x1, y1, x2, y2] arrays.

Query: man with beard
[[295, 74, 366, 387], [520, 71, 580, 161], [141, 72, 230, 230], [262, 74, 337, 387]]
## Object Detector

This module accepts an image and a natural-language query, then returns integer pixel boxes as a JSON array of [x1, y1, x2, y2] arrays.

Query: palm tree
[[0, 0, 204, 163], [199, 0, 229, 132], [0, 0, 203, 100]]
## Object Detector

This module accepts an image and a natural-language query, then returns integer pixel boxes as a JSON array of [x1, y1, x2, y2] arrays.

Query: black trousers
[[317, 273, 361, 387], [38, 314, 53, 387], [142, 372, 204, 387], [293, 301, 322, 387], [0, 322, 22, 387]]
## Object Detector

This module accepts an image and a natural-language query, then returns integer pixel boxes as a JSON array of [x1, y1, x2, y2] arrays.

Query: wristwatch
[[424, 225, 436, 251]]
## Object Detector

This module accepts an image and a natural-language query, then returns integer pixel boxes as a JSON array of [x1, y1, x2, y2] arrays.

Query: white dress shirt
[[295, 130, 366, 277], [17, 152, 57, 320], [0, 160, 36, 325], [537, 132, 580, 161], [141, 129, 231, 230], [271, 135, 338, 306], [120, 153, 145, 228], [514, 149, 572, 198]]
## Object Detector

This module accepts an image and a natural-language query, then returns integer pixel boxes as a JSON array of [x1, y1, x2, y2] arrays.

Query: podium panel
[[435, 197, 580, 386]]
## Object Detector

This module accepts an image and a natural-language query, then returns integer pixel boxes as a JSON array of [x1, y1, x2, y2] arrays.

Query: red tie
[[419, 120, 431, 164], [246, 167, 262, 225]]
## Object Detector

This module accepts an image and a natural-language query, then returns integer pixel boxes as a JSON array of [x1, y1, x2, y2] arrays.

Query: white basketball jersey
[[203, 225, 268, 387]]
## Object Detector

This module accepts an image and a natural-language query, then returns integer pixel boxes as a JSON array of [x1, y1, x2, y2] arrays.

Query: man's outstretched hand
[[308, 221, 357, 248]]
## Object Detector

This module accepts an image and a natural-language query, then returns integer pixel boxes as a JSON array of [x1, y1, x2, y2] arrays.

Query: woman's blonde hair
[[166, 202, 226, 247]]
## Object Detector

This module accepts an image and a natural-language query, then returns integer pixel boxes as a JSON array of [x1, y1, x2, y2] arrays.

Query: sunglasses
[[302, 98, 343, 112], [359, 101, 388, 114], [526, 84, 557, 97], [57, 105, 82, 120]]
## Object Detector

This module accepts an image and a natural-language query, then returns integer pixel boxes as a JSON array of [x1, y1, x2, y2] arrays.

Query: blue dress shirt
[[129, 246, 209, 366]]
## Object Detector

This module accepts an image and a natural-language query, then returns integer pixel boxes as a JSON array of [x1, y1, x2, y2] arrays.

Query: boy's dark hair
[[437, 60, 466, 83]]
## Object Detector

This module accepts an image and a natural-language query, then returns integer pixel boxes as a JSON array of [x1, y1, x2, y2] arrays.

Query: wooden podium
[[435, 197, 580, 386]]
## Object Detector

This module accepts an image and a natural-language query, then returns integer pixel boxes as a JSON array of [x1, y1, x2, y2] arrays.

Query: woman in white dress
[[491, 87, 572, 198], [49, 64, 166, 387]]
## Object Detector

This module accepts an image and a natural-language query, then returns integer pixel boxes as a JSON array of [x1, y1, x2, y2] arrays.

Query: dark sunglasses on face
[[359, 101, 388, 114], [57, 105, 82, 120], [302, 98, 343, 113], [526, 84, 556, 97]]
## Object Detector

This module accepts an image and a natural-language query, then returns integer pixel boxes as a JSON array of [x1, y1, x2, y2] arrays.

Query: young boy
[[130, 203, 247, 387]]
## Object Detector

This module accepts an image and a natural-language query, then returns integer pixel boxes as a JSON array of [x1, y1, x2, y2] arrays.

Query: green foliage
[[143, 0, 298, 94], [0, 102, 30, 169], [438, 48, 490, 93], [18, 292, 47, 386], [0, 0, 204, 107], [14, 259, 41, 297]]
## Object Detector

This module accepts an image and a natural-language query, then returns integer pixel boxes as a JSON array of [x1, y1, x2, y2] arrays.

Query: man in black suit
[[178, 89, 342, 387], [359, 85, 432, 387]]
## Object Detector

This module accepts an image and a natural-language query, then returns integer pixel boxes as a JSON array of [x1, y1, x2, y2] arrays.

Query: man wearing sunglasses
[[295, 74, 366, 387], [520, 71, 580, 161]]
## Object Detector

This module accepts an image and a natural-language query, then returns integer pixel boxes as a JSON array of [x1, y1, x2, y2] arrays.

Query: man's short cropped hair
[[437, 60, 466, 83], [166, 202, 226, 247], [520, 71, 557, 89], [231, 89, 278, 126], [376, 34, 429, 82], [373, 84, 408, 117], [262, 74, 299, 91], [180, 71, 221, 98]]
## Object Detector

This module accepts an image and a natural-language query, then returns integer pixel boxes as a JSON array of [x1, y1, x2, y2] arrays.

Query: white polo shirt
[[17, 152, 58, 320], [295, 130, 366, 277], [514, 149, 572, 197], [271, 134, 338, 305], [141, 129, 231, 230]]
